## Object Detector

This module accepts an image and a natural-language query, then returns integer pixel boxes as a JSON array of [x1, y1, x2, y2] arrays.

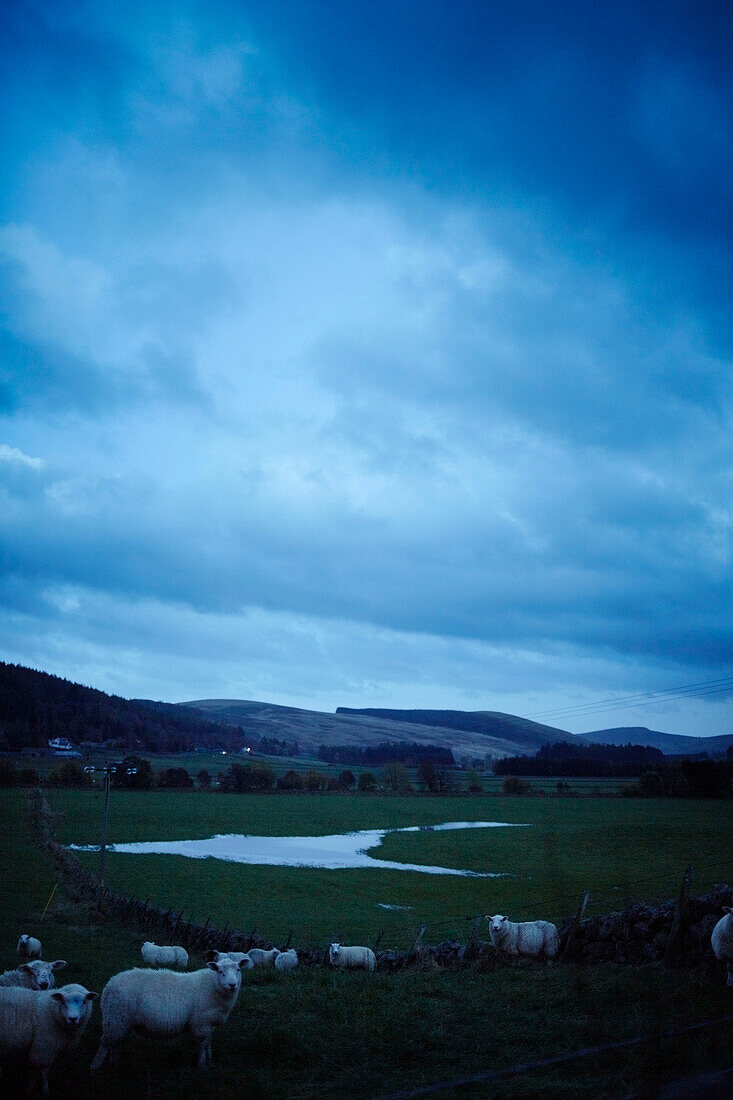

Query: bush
[[116, 756, 155, 789], [277, 769, 305, 791], [158, 767, 194, 789], [465, 768, 483, 793], [196, 769, 212, 790], [304, 770, 326, 791], [218, 762, 275, 792], [338, 769, 356, 790], [383, 762, 412, 791], [48, 761, 92, 788], [357, 771, 377, 792], [503, 775, 531, 795], [638, 771, 665, 797]]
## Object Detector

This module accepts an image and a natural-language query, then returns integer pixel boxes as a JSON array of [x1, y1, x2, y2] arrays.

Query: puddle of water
[[378, 903, 413, 911], [69, 820, 527, 877]]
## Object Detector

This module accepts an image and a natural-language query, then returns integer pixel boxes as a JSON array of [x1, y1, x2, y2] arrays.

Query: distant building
[[48, 737, 81, 757]]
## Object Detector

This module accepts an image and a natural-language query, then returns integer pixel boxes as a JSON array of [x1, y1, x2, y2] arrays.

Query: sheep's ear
[[50, 992, 64, 1003], [51, 960, 67, 971], [206, 961, 219, 972], [238, 957, 252, 970], [85, 991, 98, 1001], [19, 963, 32, 974], [204, 949, 218, 961]]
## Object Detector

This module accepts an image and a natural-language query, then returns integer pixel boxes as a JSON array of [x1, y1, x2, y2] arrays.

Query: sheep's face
[[329, 943, 341, 961], [490, 915, 507, 936], [21, 959, 66, 991], [51, 985, 97, 1027], [207, 957, 242, 995]]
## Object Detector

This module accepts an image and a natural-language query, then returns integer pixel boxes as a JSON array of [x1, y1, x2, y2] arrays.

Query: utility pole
[[98, 761, 116, 885]]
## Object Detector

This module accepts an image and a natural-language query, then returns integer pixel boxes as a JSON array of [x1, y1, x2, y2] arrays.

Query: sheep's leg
[[90, 1042, 108, 1070], [195, 1035, 212, 1067], [91, 1039, 121, 1070]]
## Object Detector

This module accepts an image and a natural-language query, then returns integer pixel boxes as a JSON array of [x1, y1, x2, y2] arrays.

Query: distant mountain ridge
[[2, 662, 728, 760], [335, 707, 577, 753], [183, 699, 545, 758], [579, 726, 733, 756]]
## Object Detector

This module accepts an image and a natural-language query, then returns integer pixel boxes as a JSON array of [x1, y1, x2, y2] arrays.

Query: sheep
[[0, 983, 96, 1094], [140, 941, 188, 968], [90, 955, 249, 1071], [205, 950, 253, 970], [245, 947, 280, 968], [0, 959, 66, 991], [329, 943, 376, 971], [488, 914, 560, 961], [274, 949, 298, 972], [17, 934, 42, 960], [711, 906, 733, 987]]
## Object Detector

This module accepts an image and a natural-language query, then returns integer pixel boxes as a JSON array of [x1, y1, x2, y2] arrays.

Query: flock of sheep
[[2, 908, 732, 1093]]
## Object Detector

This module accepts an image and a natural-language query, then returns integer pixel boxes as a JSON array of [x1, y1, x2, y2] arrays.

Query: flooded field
[[70, 820, 528, 876]]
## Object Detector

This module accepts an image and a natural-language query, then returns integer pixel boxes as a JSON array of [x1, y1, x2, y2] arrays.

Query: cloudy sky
[[1, 1, 731, 735]]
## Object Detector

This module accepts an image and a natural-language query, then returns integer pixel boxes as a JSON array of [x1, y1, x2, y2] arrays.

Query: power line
[[527, 676, 733, 723]]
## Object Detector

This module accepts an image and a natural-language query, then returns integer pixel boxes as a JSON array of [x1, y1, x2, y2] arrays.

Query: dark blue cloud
[[0, 0, 730, 729]]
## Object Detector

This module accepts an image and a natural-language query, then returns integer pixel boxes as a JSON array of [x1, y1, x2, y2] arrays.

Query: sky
[[1, 0, 731, 736]]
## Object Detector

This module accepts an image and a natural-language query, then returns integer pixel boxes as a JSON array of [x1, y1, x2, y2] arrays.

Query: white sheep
[[0, 983, 96, 1094], [711, 906, 733, 987], [329, 943, 376, 971], [488, 914, 560, 961], [274, 949, 298, 972], [141, 941, 188, 968], [206, 950, 253, 970], [245, 947, 280, 968], [0, 959, 66, 991], [17, 934, 42, 960], [90, 955, 249, 1070]]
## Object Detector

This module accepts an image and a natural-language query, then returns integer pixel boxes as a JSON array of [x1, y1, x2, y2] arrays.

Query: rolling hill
[[580, 726, 733, 756], [183, 700, 576, 759]]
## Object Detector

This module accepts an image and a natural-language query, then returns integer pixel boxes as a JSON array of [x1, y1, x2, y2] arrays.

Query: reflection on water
[[69, 820, 528, 877]]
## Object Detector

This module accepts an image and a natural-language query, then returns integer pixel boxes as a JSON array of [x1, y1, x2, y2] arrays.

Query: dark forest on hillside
[[317, 741, 455, 766], [0, 662, 259, 753], [493, 740, 666, 777]]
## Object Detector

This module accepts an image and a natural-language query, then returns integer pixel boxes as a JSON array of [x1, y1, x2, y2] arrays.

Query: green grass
[[0, 789, 731, 1098], [39, 789, 733, 949]]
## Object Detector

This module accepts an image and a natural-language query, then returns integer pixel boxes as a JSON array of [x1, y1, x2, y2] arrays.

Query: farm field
[[1, 789, 732, 1097], [0, 789, 732, 1098], [45, 789, 733, 950]]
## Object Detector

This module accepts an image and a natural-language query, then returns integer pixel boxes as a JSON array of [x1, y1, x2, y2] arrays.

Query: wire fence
[[371, 1015, 733, 1100]]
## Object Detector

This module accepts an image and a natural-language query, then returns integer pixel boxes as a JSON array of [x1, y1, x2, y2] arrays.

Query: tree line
[[317, 741, 455, 767], [493, 740, 666, 778]]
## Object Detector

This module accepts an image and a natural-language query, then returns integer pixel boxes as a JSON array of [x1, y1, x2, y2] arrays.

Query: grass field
[[0, 788, 731, 1098], [44, 788, 733, 950]]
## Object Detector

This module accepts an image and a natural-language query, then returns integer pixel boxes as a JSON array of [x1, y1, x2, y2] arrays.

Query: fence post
[[372, 930, 384, 954], [408, 925, 427, 964], [246, 926, 257, 950], [664, 865, 695, 965], [460, 915, 483, 964], [282, 929, 293, 951], [560, 891, 590, 962]]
